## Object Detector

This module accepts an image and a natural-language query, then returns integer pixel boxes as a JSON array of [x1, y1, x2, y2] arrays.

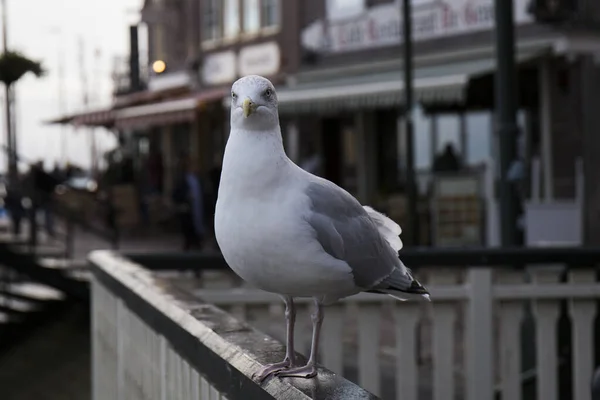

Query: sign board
[[238, 41, 281, 77], [202, 51, 237, 85], [432, 174, 483, 247], [302, 0, 533, 54], [148, 70, 192, 92]]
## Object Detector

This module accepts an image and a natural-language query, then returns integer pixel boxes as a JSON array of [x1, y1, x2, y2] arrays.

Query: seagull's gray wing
[[304, 179, 402, 290]]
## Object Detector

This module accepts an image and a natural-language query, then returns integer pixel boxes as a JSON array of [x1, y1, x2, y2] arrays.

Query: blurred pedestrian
[[172, 158, 205, 251], [30, 161, 60, 237], [433, 143, 461, 172], [5, 174, 24, 236]]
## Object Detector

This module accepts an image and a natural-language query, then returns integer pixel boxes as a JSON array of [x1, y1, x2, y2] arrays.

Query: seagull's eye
[[232, 92, 237, 99], [263, 89, 273, 97]]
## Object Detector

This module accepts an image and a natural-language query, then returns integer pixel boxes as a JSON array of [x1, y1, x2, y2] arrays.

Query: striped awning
[[114, 87, 228, 130], [115, 97, 198, 129], [270, 54, 540, 114], [46, 108, 116, 127], [47, 87, 229, 130], [73, 109, 115, 127]]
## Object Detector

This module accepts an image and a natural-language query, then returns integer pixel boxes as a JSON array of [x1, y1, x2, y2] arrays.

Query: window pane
[[203, 0, 221, 40], [243, 0, 260, 33], [437, 115, 460, 154], [224, 0, 240, 37], [466, 112, 491, 165], [414, 106, 431, 169], [261, 0, 280, 28]]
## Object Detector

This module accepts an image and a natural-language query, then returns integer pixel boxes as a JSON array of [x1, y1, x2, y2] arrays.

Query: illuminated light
[[152, 60, 167, 74]]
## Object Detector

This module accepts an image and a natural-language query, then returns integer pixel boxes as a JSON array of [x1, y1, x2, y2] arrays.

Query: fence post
[[466, 267, 494, 400], [65, 217, 75, 259]]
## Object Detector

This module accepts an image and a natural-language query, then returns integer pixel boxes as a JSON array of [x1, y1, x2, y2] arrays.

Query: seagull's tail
[[362, 205, 430, 301], [367, 263, 431, 302]]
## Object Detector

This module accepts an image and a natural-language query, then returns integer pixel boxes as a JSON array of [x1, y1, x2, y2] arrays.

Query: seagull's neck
[[220, 127, 292, 196]]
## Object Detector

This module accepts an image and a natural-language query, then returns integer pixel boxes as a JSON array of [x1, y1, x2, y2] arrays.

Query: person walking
[[172, 158, 205, 251]]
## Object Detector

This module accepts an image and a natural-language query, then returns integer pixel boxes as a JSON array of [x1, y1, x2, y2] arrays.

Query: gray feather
[[305, 180, 401, 289]]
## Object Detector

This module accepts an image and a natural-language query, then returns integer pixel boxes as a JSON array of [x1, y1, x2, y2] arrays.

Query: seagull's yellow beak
[[242, 98, 257, 118]]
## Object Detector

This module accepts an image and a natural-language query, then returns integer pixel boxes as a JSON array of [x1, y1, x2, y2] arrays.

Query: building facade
[[270, 0, 600, 246], [49, 0, 600, 245]]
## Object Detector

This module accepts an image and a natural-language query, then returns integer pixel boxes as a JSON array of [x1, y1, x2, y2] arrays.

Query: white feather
[[362, 206, 403, 252]]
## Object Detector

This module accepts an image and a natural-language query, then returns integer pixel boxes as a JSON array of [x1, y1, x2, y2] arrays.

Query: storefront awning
[[114, 87, 229, 130], [46, 108, 116, 128], [115, 97, 198, 129], [273, 54, 541, 114]]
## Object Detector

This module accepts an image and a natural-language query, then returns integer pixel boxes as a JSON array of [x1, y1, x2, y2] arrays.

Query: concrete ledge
[[88, 250, 379, 400]]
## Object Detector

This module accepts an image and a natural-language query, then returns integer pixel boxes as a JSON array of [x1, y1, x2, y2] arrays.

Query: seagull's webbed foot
[[275, 363, 317, 379], [253, 358, 293, 382]]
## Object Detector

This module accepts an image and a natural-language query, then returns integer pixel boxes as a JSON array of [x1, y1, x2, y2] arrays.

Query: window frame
[[259, 0, 281, 30], [202, 0, 281, 48], [223, 0, 241, 40], [201, 0, 223, 47]]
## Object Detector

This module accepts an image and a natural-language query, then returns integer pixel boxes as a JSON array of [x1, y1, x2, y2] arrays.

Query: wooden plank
[[497, 270, 525, 400], [394, 303, 420, 400], [466, 268, 494, 400], [532, 268, 562, 400], [431, 269, 460, 400], [321, 304, 344, 374], [569, 269, 597, 400], [357, 303, 382, 396]]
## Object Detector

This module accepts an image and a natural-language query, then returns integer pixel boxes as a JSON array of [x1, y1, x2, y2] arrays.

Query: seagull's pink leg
[[276, 299, 323, 379], [253, 296, 296, 382]]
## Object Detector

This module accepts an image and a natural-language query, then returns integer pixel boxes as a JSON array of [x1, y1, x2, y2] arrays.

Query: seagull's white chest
[[214, 128, 356, 298], [215, 191, 304, 289]]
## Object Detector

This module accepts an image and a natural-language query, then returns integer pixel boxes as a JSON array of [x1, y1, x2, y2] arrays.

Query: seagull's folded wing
[[303, 179, 411, 291]]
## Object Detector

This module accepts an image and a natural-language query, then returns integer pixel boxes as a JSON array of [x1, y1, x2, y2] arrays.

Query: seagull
[[214, 75, 430, 381]]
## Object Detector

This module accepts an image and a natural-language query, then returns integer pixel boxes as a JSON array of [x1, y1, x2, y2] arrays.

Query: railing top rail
[[89, 250, 379, 400], [125, 246, 600, 271]]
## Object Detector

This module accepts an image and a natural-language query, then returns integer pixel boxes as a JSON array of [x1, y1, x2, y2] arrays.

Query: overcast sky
[[3, 0, 142, 171]]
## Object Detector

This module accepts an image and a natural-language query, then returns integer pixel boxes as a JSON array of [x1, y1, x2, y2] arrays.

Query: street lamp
[[152, 59, 166, 74]]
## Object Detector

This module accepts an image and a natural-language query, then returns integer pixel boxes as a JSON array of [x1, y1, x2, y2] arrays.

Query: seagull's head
[[230, 75, 279, 131]]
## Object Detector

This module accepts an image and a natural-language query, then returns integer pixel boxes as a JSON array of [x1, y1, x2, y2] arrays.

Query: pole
[[402, 0, 419, 246], [1, 0, 14, 183], [58, 34, 67, 165], [494, 0, 520, 246]]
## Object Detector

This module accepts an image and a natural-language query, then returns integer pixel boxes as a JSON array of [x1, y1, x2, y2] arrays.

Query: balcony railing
[[118, 248, 600, 400], [89, 251, 377, 400]]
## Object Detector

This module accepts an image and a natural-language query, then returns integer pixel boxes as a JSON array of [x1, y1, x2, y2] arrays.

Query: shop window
[[466, 112, 492, 166], [243, 0, 261, 33], [203, 0, 222, 42], [413, 106, 432, 170], [224, 0, 240, 38], [260, 0, 280, 28]]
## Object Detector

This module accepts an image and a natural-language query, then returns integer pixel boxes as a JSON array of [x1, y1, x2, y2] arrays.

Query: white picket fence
[[92, 279, 229, 400], [194, 266, 600, 400]]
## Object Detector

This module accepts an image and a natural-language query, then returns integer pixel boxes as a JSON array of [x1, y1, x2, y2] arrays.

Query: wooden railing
[[129, 248, 600, 400], [89, 250, 378, 400]]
